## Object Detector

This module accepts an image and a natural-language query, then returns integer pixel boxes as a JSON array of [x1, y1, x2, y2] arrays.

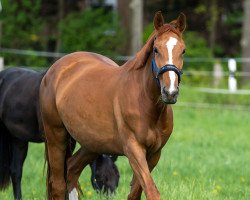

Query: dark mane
[[123, 23, 181, 70], [122, 32, 154, 70]]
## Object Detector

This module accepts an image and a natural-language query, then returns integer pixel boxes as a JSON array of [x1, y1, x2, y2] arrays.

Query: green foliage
[[143, 22, 154, 43], [0, 0, 47, 67], [194, 4, 207, 14], [182, 31, 214, 85], [184, 31, 212, 60], [59, 8, 126, 56]]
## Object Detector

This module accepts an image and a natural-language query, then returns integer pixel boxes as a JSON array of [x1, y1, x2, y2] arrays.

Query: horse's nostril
[[163, 87, 179, 98], [163, 87, 169, 96], [171, 89, 179, 97]]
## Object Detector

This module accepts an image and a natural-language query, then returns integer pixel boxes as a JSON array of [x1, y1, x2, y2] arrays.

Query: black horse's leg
[[10, 138, 28, 200]]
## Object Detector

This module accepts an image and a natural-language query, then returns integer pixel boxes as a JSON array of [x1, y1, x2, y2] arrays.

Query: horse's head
[[152, 12, 186, 104]]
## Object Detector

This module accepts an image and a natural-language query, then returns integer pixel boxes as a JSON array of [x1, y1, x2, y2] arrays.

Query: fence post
[[0, 57, 3, 71], [228, 58, 237, 92], [213, 61, 223, 87]]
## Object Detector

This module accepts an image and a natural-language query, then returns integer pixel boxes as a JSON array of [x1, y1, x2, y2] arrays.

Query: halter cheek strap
[[151, 49, 183, 88]]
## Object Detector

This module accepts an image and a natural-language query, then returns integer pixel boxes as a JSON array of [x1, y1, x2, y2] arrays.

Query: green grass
[[0, 86, 250, 199]]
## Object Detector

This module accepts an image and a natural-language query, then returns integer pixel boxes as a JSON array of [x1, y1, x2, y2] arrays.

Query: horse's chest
[[143, 129, 166, 153]]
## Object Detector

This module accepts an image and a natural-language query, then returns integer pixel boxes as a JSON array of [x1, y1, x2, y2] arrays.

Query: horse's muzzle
[[161, 87, 179, 104]]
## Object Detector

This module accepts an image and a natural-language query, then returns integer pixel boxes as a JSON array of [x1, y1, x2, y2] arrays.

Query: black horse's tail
[[0, 122, 12, 191]]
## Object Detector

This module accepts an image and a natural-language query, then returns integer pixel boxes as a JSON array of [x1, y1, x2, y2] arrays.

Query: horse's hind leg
[[67, 147, 98, 196], [0, 122, 12, 192], [43, 121, 69, 200], [10, 138, 28, 200]]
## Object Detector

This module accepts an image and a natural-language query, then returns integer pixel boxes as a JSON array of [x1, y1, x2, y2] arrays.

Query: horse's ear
[[154, 11, 164, 30], [170, 13, 186, 33]]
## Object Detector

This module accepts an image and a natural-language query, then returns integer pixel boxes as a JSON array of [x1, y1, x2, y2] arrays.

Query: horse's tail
[[0, 122, 12, 191], [45, 132, 76, 200]]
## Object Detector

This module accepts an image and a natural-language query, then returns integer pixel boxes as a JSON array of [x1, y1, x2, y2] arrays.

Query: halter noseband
[[151, 47, 183, 88]]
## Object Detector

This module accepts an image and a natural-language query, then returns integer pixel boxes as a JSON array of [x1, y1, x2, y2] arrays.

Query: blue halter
[[151, 48, 183, 88]]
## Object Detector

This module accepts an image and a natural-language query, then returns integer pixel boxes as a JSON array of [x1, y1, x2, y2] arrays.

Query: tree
[[241, 0, 250, 84], [208, 0, 218, 56], [0, 0, 46, 66], [129, 0, 143, 55]]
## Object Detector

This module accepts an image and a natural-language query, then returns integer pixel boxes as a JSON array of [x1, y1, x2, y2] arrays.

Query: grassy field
[[0, 86, 249, 200]]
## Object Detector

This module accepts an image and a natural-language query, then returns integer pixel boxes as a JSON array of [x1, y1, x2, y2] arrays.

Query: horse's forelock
[[156, 24, 181, 38]]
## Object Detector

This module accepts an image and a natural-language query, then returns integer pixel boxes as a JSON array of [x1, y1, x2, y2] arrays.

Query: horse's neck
[[119, 32, 166, 118], [120, 53, 164, 121], [140, 55, 160, 101]]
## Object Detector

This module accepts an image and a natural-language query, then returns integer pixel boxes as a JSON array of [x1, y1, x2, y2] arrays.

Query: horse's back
[[0, 68, 45, 142], [0, 68, 41, 109], [43, 51, 120, 109], [49, 51, 117, 71]]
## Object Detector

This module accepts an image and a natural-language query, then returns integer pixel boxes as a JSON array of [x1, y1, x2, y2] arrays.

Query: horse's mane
[[124, 24, 181, 70]]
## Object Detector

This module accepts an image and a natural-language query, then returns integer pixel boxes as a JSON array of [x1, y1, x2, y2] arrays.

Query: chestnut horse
[[0, 68, 119, 200], [40, 11, 186, 200]]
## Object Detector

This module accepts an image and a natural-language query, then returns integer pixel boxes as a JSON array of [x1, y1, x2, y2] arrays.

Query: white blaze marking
[[169, 71, 176, 93], [166, 37, 178, 94], [69, 188, 78, 200]]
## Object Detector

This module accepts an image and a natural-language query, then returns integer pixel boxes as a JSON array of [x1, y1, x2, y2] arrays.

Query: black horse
[[0, 67, 119, 200]]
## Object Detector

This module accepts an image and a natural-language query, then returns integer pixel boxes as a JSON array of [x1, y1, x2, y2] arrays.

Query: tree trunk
[[0, 0, 2, 48], [129, 0, 143, 55], [209, 0, 218, 56], [117, 0, 130, 55], [55, 0, 64, 53], [241, 0, 250, 84]]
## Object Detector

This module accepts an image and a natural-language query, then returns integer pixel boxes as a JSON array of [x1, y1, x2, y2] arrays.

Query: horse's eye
[[182, 49, 186, 54], [153, 47, 158, 54]]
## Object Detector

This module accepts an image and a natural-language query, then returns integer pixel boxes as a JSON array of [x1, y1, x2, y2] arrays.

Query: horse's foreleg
[[67, 147, 98, 197], [10, 139, 28, 200], [125, 139, 161, 200], [44, 124, 68, 200], [127, 150, 162, 200]]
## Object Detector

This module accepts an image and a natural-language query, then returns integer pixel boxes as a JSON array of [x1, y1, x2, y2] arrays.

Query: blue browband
[[151, 48, 183, 87]]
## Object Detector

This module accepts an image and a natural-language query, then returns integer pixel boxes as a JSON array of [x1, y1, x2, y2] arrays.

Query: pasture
[[0, 85, 249, 200]]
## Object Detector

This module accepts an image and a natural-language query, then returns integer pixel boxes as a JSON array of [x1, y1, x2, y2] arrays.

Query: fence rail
[[1, 47, 250, 108], [2, 47, 250, 63], [176, 102, 250, 111]]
